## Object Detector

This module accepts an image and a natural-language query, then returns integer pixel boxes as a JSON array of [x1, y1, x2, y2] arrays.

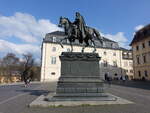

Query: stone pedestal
[[48, 52, 115, 101]]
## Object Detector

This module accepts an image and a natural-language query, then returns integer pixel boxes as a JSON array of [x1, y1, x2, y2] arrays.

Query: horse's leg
[[81, 45, 85, 53], [59, 37, 68, 48], [70, 41, 73, 52], [91, 38, 96, 53], [81, 42, 86, 53], [82, 38, 89, 53]]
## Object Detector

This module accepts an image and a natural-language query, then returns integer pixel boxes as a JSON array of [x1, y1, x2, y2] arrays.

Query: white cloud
[[0, 12, 61, 43], [0, 39, 40, 55], [0, 12, 62, 60], [134, 25, 144, 31], [101, 32, 129, 48]]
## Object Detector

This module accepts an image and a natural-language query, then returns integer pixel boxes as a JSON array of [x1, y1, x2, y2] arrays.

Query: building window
[[144, 70, 148, 77], [51, 57, 56, 64], [125, 69, 128, 73], [128, 53, 132, 59], [113, 52, 116, 56], [129, 62, 133, 67], [52, 37, 56, 42], [103, 60, 108, 67], [52, 47, 56, 52], [124, 61, 128, 67], [123, 52, 128, 58], [143, 55, 146, 63], [104, 51, 107, 55], [138, 71, 141, 77], [125, 61, 128, 66], [113, 61, 117, 67], [111, 43, 115, 48], [136, 46, 139, 51], [51, 72, 56, 75], [114, 73, 118, 76], [130, 70, 133, 73], [136, 56, 140, 64], [142, 43, 145, 48]]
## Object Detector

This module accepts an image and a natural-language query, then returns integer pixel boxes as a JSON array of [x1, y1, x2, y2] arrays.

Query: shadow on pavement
[[111, 80, 150, 90], [16, 89, 54, 96]]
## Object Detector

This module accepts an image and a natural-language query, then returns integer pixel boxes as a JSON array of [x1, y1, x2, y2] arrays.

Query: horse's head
[[58, 17, 67, 27], [58, 17, 71, 28]]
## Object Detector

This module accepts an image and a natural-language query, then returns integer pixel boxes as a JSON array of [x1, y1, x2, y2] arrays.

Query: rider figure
[[73, 12, 86, 43]]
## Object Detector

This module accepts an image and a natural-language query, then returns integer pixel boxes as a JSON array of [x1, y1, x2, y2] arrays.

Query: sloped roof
[[45, 31, 117, 43], [46, 31, 66, 36], [130, 24, 150, 46]]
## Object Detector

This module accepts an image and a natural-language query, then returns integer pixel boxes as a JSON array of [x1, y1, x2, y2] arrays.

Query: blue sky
[[0, 0, 150, 60]]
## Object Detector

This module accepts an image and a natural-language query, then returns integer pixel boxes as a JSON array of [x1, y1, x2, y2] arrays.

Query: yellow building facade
[[130, 24, 150, 80]]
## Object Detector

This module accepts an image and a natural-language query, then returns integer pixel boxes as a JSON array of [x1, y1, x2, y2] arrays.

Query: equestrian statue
[[58, 12, 103, 53]]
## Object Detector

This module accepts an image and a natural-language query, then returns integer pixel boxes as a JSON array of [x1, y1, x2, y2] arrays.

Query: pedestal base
[[47, 52, 116, 101]]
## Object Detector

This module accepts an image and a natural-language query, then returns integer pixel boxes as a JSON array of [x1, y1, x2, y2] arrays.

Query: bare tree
[[21, 53, 34, 82], [2, 53, 20, 76]]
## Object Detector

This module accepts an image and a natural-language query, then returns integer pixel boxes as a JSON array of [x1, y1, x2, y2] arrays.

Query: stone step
[[57, 82, 104, 88], [58, 77, 103, 82], [54, 93, 109, 97], [49, 96, 117, 101], [56, 87, 104, 93], [60, 74, 101, 77]]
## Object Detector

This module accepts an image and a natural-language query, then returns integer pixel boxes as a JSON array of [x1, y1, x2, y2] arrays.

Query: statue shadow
[[15, 89, 54, 96]]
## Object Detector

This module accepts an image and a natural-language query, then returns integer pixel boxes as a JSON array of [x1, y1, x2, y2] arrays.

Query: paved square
[[0, 81, 150, 113]]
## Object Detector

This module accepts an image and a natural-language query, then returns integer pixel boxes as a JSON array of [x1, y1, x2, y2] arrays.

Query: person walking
[[122, 75, 126, 84]]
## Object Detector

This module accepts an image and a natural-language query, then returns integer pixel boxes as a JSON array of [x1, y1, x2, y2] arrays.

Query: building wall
[[121, 59, 134, 80], [41, 42, 133, 82], [132, 36, 150, 80]]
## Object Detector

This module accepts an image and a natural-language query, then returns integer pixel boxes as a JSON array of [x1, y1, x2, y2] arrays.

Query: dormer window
[[66, 39, 69, 44], [111, 43, 113, 47], [52, 37, 56, 42], [103, 42, 106, 47]]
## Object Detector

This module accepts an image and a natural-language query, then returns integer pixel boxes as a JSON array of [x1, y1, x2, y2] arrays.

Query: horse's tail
[[93, 28, 103, 45]]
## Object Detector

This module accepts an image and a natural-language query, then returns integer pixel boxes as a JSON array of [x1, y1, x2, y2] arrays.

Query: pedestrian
[[122, 76, 126, 84], [106, 73, 111, 87], [108, 76, 112, 86], [22, 69, 31, 87]]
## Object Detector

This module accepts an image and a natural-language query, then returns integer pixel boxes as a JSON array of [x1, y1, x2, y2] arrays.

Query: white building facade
[[41, 31, 133, 82]]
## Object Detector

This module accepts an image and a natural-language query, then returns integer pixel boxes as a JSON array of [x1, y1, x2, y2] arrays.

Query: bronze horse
[[58, 17, 103, 53]]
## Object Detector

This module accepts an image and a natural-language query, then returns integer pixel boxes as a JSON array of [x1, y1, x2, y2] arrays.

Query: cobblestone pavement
[[0, 81, 150, 113]]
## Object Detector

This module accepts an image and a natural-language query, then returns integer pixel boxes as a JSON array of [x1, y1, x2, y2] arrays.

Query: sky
[[0, 0, 150, 61]]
